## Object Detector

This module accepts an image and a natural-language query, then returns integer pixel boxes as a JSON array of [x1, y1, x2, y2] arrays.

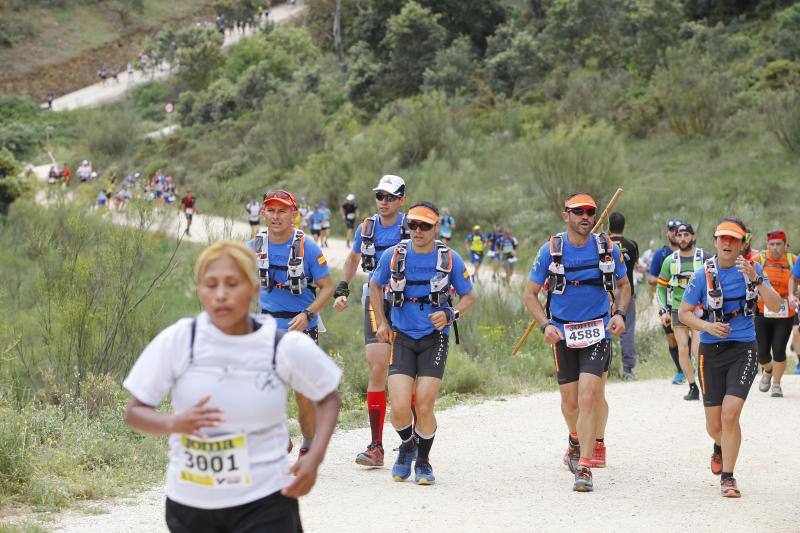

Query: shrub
[[82, 107, 142, 159], [0, 147, 31, 214], [485, 30, 548, 96], [774, 4, 800, 60], [526, 120, 625, 214], [422, 36, 478, 96], [558, 69, 632, 125], [764, 90, 800, 154], [386, 91, 458, 167], [758, 59, 800, 91], [132, 81, 170, 122], [651, 49, 733, 138]]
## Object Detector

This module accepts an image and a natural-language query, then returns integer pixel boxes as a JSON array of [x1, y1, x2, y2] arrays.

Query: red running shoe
[[562, 441, 580, 473], [710, 452, 723, 475], [355, 442, 384, 467], [591, 441, 606, 468], [721, 477, 741, 498]]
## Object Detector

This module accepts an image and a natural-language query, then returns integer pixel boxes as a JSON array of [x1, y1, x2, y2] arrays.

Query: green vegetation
[[2, 0, 800, 518]]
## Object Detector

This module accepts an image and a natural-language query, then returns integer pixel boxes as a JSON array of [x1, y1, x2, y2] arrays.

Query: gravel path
[[50, 376, 798, 532]]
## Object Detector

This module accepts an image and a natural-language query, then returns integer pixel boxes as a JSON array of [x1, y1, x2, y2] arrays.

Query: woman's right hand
[[169, 395, 224, 438]]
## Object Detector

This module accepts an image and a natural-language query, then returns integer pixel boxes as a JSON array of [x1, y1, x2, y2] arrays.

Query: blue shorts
[[470, 251, 483, 264]]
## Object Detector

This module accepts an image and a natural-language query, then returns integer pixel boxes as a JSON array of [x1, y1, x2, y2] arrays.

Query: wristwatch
[[752, 275, 764, 286], [613, 309, 627, 323], [540, 323, 549, 333], [302, 309, 314, 322]]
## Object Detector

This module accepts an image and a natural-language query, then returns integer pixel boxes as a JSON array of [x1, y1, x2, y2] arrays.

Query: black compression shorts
[[345, 219, 356, 230], [698, 341, 758, 407], [364, 295, 393, 345], [552, 339, 611, 385], [662, 323, 674, 335], [389, 330, 449, 379], [165, 491, 302, 533], [754, 315, 793, 364]]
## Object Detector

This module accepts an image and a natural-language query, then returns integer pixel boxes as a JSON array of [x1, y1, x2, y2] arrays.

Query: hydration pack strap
[[545, 233, 566, 319]]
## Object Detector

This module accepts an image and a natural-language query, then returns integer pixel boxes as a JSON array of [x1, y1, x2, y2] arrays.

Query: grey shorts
[[389, 330, 449, 379], [670, 309, 688, 329], [364, 295, 393, 345]]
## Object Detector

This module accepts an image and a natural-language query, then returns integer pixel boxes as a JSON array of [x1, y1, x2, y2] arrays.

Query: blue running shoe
[[415, 461, 435, 485], [795, 364, 800, 375], [672, 370, 685, 385], [391, 441, 417, 481]]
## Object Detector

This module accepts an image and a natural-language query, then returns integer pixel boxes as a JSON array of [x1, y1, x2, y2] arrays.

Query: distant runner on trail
[[678, 218, 781, 498], [752, 229, 795, 398], [524, 192, 630, 493], [123, 241, 341, 531], [656, 223, 710, 401], [465, 225, 486, 283], [486, 223, 504, 283], [249, 190, 334, 458], [246, 198, 261, 239], [499, 228, 518, 285], [341, 194, 359, 248], [649, 219, 684, 385], [370, 201, 475, 485], [332, 175, 409, 468], [181, 191, 196, 236], [438, 208, 455, 244]]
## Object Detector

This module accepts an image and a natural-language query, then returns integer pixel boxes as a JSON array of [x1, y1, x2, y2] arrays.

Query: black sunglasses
[[407, 221, 434, 231], [567, 207, 596, 216], [375, 192, 400, 202]]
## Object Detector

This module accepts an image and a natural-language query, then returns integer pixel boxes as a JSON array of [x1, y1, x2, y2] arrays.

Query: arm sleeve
[[351, 223, 363, 253], [682, 268, 704, 308], [275, 332, 341, 401], [529, 243, 550, 285], [371, 247, 392, 287], [450, 252, 474, 296], [122, 320, 190, 406]]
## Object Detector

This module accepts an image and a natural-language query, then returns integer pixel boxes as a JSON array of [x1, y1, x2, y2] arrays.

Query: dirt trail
[[49, 376, 798, 532]]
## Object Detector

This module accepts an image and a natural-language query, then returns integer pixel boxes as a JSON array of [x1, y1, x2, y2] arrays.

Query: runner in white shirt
[[124, 241, 341, 532], [246, 198, 262, 239]]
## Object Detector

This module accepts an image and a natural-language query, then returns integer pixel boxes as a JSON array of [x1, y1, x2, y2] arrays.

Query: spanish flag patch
[[317, 255, 327, 266], [463, 269, 471, 280]]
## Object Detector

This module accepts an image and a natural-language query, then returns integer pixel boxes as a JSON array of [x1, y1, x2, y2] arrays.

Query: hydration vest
[[388, 240, 453, 309], [667, 248, 705, 301], [545, 232, 616, 319], [468, 233, 485, 253], [253, 229, 310, 296], [703, 256, 758, 323], [360, 213, 409, 272]]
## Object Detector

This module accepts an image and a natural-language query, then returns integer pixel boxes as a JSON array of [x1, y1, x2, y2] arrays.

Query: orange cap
[[564, 193, 597, 209], [407, 206, 439, 225], [714, 221, 746, 240], [263, 190, 297, 210]]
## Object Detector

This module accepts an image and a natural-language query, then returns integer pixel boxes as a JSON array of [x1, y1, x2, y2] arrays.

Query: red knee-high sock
[[411, 394, 417, 428], [366, 391, 386, 444]]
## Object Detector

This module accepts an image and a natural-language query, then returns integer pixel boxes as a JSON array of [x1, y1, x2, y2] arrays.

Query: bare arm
[[125, 395, 224, 438], [523, 280, 564, 345], [288, 275, 334, 332], [678, 299, 731, 339], [790, 276, 799, 311]]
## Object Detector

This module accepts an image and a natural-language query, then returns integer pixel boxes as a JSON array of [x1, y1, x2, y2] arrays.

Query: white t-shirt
[[247, 202, 261, 222], [123, 312, 341, 510]]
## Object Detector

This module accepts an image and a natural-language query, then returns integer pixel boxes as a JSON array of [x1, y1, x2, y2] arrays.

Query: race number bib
[[564, 318, 605, 349], [346, 213, 356, 220], [764, 299, 789, 319], [179, 433, 251, 488], [185, 207, 194, 215]]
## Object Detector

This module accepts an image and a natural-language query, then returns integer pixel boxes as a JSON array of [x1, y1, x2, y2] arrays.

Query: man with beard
[[648, 219, 684, 384], [657, 223, 710, 401]]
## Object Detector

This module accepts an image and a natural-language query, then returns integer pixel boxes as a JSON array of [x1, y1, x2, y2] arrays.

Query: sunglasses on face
[[567, 207, 596, 216], [264, 189, 295, 203], [407, 221, 434, 232], [375, 192, 400, 202]]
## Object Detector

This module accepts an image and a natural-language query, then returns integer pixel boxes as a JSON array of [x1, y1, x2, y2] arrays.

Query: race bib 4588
[[564, 318, 605, 349]]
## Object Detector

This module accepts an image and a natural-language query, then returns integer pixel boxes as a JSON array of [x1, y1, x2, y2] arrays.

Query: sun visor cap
[[714, 221, 746, 240], [373, 174, 406, 196], [263, 190, 297, 209], [564, 193, 597, 209], [407, 206, 439, 226]]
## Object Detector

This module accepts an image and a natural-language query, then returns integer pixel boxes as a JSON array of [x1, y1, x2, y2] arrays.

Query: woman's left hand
[[281, 455, 320, 499], [736, 257, 757, 282]]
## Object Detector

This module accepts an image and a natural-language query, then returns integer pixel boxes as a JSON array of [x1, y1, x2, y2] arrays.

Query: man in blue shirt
[[307, 205, 325, 243], [648, 219, 684, 384], [332, 175, 409, 467], [523, 192, 630, 493], [791, 258, 800, 374], [370, 201, 475, 485], [679, 218, 780, 498], [248, 190, 334, 456], [438, 208, 455, 243], [486, 223, 504, 282], [318, 201, 332, 248]]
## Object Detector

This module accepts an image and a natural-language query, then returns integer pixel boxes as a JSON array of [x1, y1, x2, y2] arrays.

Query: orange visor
[[714, 221, 746, 240], [407, 206, 439, 225], [263, 190, 297, 210], [564, 193, 597, 209]]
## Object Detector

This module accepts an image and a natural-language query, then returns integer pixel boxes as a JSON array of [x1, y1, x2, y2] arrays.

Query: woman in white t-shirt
[[124, 241, 341, 532]]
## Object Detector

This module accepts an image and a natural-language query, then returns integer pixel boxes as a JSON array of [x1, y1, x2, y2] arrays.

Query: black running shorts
[[345, 219, 356, 230], [552, 339, 611, 385], [165, 491, 302, 533], [364, 295, 393, 345], [662, 323, 674, 335], [754, 315, 793, 364], [389, 330, 449, 379], [698, 340, 758, 407]]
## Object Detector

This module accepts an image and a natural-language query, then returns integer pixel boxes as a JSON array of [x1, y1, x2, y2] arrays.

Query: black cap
[[676, 223, 695, 235], [667, 219, 683, 230]]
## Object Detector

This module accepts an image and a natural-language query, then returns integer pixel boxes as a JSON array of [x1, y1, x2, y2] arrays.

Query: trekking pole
[[511, 188, 624, 356]]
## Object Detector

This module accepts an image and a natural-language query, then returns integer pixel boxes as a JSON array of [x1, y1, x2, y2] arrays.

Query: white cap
[[90, 171, 98, 177], [346, 193, 355, 201], [82, 160, 89, 165], [372, 174, 405, 195]]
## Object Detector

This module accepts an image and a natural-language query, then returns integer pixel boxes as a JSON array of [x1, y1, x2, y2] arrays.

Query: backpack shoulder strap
[[272, 328, 287, 371], [189, 318, 197, 365]]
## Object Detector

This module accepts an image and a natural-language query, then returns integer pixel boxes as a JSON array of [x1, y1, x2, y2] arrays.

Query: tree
[[485, 30, 548, 96], [381, 2, 447, 98], [0, 147, 29, 214], [177, 39, 225, 91], [422, 36, 478, 96], [345, 41, 384, 110]]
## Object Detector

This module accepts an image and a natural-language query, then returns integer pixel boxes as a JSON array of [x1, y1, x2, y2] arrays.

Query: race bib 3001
[[179, 433, 251, 489], [764, 299, 789, 319], [564, 318, 605, 349]]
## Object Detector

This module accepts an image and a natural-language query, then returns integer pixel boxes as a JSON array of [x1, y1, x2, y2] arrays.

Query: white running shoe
[[758, 370, 772, 392], [771, 384, 783, 398]]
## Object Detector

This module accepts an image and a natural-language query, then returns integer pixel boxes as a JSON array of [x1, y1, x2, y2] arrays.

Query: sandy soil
[[47, 376, 798, 532]]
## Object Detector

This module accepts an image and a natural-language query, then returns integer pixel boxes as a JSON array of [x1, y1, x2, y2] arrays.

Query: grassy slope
[[0, 0, 210, 78]]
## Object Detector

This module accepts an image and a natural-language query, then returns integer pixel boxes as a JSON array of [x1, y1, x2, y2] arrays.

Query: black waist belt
[[551, 312, 608, 325], [261, 310, 300, 319]]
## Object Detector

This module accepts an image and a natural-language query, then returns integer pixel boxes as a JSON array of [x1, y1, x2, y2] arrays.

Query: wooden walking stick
[[511, 188, 624, 356]]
